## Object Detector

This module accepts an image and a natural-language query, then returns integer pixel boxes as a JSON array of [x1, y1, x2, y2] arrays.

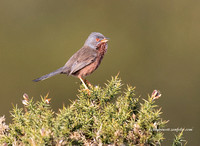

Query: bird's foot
[[79, 77, 91, 95], [83, 88, 91, 95], [84, 79, 93, 88]]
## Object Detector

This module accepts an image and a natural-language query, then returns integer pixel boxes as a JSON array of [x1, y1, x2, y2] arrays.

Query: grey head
[[84, 32, 108, 49]]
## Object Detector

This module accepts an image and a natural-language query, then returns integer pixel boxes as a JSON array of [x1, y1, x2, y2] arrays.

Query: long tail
[[33, 67, 64, 82]]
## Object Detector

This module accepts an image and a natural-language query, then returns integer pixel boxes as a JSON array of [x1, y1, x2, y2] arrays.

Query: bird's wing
[[63, 47, 97, 75]]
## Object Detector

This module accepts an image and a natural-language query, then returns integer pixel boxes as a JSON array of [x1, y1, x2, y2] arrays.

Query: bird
[[33, 32, 109, 90]]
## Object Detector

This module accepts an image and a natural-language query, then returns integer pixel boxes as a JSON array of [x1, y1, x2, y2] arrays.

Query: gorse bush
[[0, 75, 186, 145]]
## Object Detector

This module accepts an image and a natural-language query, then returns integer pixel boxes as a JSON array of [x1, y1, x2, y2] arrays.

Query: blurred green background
[[0, 0, 199, 145]]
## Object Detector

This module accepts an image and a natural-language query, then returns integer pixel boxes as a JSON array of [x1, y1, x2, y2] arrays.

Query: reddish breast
[[76, 43, 108, 77]]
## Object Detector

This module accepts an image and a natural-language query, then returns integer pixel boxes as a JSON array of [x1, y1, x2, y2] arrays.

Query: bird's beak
[[101, 37, 109, 43]]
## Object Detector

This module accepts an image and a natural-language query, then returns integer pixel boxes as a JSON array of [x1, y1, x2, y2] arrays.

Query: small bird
[[33, 32, 109, 90]]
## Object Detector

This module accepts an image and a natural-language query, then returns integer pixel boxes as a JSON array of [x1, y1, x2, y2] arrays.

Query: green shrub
[[0, 75, 186, 145]]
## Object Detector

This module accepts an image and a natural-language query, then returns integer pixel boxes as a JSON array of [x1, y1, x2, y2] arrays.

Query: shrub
[[0, 75, 186, 145]]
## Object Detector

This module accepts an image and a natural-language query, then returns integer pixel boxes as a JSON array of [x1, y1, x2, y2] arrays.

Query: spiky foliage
[[0, 75, 174, 145], [172, 129, 187, 146]]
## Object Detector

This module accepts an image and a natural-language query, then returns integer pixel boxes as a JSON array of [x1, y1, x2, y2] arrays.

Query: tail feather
[[33, 67, 63, 82]]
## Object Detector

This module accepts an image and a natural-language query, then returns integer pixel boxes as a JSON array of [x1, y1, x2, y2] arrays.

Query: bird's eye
[[96, 38, 100, 42]]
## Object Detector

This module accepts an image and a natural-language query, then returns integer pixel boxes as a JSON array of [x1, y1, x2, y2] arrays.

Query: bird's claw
[[84, 79, 93, 88], [83, 88, 91, 95]]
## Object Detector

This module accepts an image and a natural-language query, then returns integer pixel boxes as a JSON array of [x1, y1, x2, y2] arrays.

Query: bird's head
[[84, 32, 109, 49]]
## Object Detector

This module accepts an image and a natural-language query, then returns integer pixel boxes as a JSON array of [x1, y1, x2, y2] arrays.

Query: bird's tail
[[33, 67, 63, 82]]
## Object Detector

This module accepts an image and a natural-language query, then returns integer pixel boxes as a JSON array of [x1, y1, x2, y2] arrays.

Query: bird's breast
[[97, 42, 108, 57], [74, 43, 108, 77]]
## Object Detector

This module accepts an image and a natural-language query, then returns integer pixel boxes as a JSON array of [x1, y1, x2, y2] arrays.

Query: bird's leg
[[79, 77, 91, 95], [79, 76, 89, 89], [84, 79, 93, 88]]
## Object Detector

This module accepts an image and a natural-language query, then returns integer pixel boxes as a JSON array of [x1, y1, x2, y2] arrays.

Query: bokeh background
[[0, 0, 199, 145]]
